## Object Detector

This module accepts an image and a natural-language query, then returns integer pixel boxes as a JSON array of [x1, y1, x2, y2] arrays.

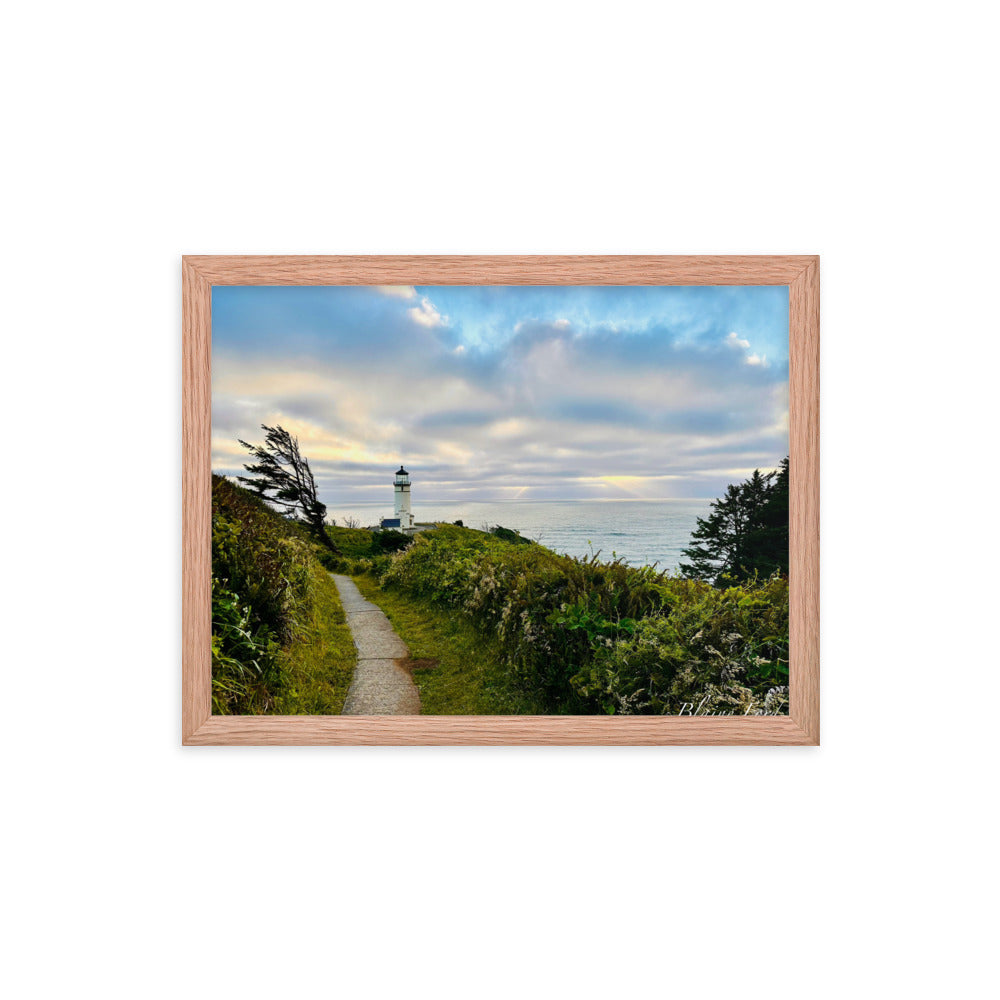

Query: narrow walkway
[[331, 574, 421, 715]]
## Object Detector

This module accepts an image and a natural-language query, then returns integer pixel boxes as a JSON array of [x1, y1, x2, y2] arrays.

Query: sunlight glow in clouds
[[212, 285, 789, 502]]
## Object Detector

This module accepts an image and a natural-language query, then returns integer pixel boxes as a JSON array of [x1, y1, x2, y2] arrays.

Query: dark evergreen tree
[[744, 456, 789, 579], [680, 458, 789, 585], [237, 425, 340, 553]]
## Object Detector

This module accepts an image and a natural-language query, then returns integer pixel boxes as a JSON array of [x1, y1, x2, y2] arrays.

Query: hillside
[[211, 481, 788, 717], [363, 523, 789, 715], [211, 475, 356, 714]]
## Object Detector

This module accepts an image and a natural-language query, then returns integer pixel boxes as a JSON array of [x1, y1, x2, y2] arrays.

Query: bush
[[311, 546, 340, 571], [211, 476, 317, 712], [572, 577, 789, 714], [211, 580, 283, 713], [378, 525, 788, 714], [489, 524, 533, 545], [325, 525, 375, 558], [326, 524, 414, 560], [369, 530, 414, 555]]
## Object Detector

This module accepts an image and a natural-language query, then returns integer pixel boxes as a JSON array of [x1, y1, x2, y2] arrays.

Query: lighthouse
[[393, 466, 414, 528]]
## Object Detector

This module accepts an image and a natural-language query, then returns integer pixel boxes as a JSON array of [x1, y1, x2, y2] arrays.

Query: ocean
[[326, 498, 712, 574]]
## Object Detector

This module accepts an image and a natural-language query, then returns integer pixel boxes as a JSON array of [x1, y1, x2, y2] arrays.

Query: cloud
[[211, 286, 788, 503], [408, 297, 448, 328], [373, 285, 417, 299]]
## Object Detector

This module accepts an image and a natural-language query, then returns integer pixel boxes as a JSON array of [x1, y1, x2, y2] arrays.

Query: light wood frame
[[183, 255, 819, 745]]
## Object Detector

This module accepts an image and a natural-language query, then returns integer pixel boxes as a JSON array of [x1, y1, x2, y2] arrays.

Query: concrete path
[[331, 574, 421, 715]]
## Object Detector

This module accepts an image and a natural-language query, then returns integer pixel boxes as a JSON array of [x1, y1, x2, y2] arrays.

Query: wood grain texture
[[182, 255, 815, 286], [182, 260, 212, 740], [788, 259, 820, 744], [185, 715, 815, 746], [181, 255, 820, 746]]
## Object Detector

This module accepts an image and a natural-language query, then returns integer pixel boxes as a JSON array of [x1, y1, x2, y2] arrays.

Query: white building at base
[[380, 465, 414, 529]]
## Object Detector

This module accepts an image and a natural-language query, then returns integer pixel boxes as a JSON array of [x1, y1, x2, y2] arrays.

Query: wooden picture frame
[[183, 255, 819, 745]]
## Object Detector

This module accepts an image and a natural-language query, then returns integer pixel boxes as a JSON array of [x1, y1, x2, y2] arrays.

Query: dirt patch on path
[[404, 658, 439, 672]]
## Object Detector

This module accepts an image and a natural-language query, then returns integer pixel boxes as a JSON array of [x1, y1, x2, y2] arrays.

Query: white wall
[[4, 3, 994, 998]]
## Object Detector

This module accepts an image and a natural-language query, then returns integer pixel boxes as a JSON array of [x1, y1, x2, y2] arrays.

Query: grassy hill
[[366, 523, 789, 716], [211, 476, 355, 714], [211, 482, 788, 718]]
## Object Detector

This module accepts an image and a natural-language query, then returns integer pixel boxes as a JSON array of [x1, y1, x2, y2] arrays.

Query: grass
[[272, 564, 357, 714], [353, 574, 536, 715], [326, 525, 375, 558]]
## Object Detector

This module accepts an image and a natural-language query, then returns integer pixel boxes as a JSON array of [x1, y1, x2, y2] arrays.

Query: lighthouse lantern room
[[393, 466, 414, 528]]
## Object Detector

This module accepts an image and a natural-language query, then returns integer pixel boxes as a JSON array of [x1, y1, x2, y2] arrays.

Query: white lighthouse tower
[[393, 466, 414, 528]]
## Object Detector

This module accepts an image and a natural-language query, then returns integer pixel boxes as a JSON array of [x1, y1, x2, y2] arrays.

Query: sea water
[[326, 498, 712, 574]]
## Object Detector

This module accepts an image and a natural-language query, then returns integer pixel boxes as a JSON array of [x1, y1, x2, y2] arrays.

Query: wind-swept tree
[[237, 425, 339, 553], [680, 458, 788, 585]]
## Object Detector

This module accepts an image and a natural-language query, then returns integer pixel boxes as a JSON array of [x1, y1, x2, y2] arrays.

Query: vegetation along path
[[332, 574, 421, 715]]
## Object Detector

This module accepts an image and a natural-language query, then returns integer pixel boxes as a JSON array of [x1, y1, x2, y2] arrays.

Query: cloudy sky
[[212, 284, 788, 504]]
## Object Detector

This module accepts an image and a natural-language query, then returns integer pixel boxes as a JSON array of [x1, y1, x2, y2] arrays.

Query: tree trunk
[[312, 518, 341, 554]]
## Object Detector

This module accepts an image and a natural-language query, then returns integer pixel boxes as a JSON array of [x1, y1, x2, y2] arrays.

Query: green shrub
[[572, 577, 789, 714], [325, 525, 375, 558], [369, 530, 414, 555], [488, 524, 534, 546], [377, 525, 788, 715], [211, 580, 283, 713], [212, 477, 314, 639], [311, 546, 340, 571], [211, 476, 320, 712], [325, 523, 414, 560]]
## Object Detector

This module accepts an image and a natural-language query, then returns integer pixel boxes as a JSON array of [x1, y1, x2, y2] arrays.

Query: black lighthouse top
[[394, 466, 410, 485]]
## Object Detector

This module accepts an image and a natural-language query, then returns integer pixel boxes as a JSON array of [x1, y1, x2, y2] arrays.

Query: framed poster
[[183, 256, 818, 745]]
